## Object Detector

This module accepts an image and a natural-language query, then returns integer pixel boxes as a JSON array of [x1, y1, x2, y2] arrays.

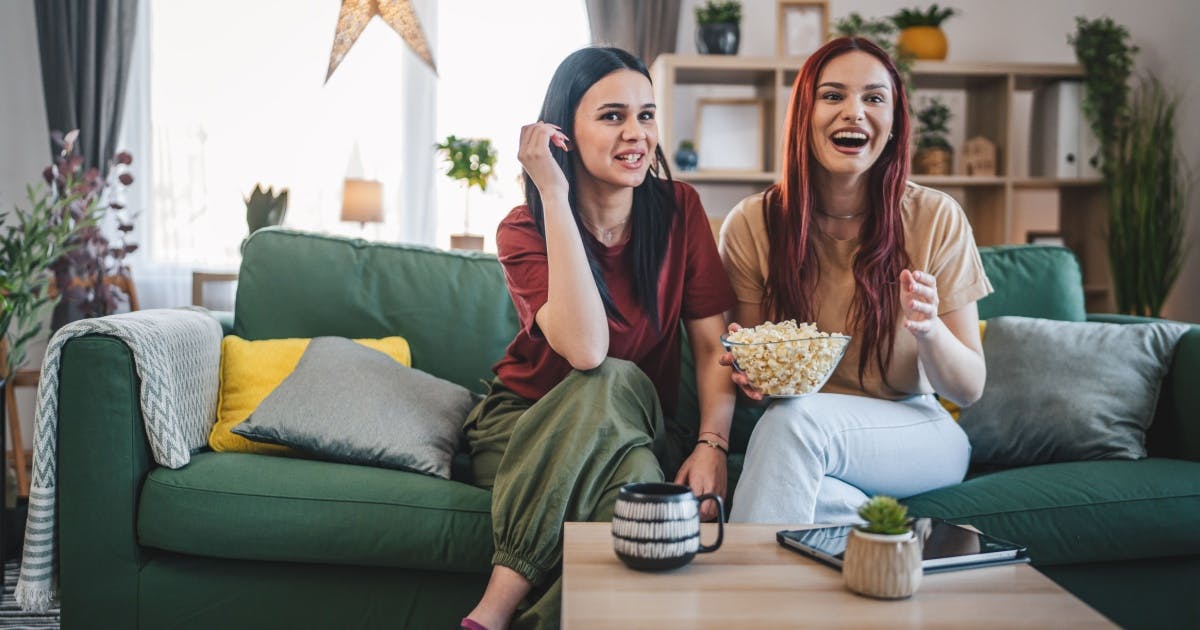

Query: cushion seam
[[923, 492, 1200, 520], [142, 476, 491, 515]]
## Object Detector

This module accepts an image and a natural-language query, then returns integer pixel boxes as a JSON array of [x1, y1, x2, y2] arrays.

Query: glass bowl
[[720, 334, 851, 398]]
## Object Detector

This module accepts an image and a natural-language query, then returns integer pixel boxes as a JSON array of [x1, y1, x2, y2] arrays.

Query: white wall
[[676, 0, 1199, 322]]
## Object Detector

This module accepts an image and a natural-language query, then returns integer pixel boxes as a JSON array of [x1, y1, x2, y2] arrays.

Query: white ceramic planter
[[842, 529, 923, 599]]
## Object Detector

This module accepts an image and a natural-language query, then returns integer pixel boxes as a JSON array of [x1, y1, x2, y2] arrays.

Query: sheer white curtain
[[122, 0, 439, 310]]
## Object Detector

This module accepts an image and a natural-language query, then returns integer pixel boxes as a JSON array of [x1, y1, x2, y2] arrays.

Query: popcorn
[[724, 320, 849, 396]]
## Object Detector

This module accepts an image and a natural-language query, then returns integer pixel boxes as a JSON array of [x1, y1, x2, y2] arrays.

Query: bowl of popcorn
[[721, 320, 851, 397]]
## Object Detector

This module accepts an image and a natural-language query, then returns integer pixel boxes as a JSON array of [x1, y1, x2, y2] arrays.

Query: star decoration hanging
[[325, 0, 437, 83]]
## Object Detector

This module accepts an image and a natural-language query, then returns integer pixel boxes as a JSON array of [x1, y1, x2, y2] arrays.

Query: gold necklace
[[580, 214, 631, 243], [814, 208, 867, 220]]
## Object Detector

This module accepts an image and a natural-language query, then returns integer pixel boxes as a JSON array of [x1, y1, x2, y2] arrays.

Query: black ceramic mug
[[611, 482, 725, 571]]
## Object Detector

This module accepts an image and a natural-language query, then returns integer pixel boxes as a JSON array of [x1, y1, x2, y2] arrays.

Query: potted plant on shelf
[[842, 495, 922, 599], [913, 97, 953, 175], [891, 4, 958, 60], [675, 140, 698, 172], [435, 135, 496, 251], [695, 0, 742, 55]]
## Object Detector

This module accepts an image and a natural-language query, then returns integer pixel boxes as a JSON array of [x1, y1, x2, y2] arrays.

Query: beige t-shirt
[[719, 182, 994, 400]]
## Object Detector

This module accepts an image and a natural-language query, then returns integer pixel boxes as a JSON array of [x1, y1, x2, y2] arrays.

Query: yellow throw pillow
[[210, 336, 412, 455], [939, 321, 988, 421]]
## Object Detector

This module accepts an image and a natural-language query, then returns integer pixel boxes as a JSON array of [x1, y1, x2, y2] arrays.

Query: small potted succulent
[[695, 0, 742, 55], [913, 97, 953, 175], [891, 4, 958, 60], [842, 496, 923, 599]]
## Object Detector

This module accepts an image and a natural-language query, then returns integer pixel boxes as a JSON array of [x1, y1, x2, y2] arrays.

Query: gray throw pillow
[[232, 336, 481, 478], [959, 316, 1188, 466]]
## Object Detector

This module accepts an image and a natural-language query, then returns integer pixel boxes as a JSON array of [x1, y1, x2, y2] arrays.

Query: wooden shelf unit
[[652, 54, 1111, 312]]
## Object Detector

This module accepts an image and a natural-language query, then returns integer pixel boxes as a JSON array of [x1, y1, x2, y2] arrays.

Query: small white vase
[[843, 529, 923, 599]]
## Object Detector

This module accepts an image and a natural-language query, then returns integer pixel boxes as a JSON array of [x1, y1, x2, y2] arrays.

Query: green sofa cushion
[[138, 452, 494, 573], [235, 229, 519, 393], [903, 458, 1200, 566], [976, 244, 1086, 321]]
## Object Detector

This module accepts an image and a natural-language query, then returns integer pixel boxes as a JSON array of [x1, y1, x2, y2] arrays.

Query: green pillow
[[232, 336, 481, 478], [959, 316, 1188, 466]]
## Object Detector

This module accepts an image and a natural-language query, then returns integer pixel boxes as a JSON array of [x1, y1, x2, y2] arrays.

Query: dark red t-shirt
[[493, 181, 736, 416]]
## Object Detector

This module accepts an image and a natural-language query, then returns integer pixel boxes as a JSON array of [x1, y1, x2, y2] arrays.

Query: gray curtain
[[35, 0, 140, 174], [585, 0, 680, 67]]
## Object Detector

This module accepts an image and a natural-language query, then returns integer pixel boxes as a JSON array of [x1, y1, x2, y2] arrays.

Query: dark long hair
[[764, 37, 913, 386], [523, 46, 676, 328]]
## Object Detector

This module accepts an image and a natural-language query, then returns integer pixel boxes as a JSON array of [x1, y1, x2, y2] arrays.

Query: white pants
[[730, 393, 970, 524]]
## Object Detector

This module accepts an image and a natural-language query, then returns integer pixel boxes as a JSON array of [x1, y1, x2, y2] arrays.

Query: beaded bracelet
[[696, 439, 728, 455]]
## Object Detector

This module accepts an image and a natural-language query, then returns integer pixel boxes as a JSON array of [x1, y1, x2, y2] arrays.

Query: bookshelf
[[651, 54, 1111, 312]]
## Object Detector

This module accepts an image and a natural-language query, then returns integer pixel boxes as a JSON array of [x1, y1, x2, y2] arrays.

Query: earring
[[888, 133, 895, 142]]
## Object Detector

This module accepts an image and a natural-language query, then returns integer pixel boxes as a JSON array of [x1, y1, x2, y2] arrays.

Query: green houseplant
[[435, 135, 496, 250], [1105, 76, 1191, 317], [245, 184, 289, 235], [843, 495, 922, 598], [1070, 17, 1188, 317], [694, 0, 742, 55], [1069, 16, 1138, 176], [913, 97, 953, 175], [891, 4, 958, 60], [0, 132, 99, 378]]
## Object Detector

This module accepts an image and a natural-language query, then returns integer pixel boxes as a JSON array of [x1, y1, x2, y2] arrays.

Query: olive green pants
[[465, 358, 667, 629]]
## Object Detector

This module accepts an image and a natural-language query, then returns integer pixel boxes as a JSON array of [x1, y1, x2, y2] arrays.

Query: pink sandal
[[460, 618, 490, 630]]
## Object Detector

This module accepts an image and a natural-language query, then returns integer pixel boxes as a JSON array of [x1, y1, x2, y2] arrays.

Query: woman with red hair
[[719, 37, 991, 523]]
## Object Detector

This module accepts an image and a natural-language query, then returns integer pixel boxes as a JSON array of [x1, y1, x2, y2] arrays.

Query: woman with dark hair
[[719, 37, 991, 524], [461, 46, 736, 630]]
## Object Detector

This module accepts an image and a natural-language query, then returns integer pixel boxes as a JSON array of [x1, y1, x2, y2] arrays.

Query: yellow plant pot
[[898, 26, 948, 60]]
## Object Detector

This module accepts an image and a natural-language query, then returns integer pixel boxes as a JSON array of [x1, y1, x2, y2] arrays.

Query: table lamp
[[341, 178, 384, 228]]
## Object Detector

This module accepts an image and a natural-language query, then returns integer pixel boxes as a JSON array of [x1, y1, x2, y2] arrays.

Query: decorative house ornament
[[326, 0, 437, 83], [963, 135, 997, 176]]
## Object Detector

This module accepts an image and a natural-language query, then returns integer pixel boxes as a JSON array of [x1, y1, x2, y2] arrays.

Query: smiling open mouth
[[832, 131, 869, 149]]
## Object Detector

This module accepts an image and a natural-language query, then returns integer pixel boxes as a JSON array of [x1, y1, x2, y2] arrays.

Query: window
[[434, 1, 588, 251], [143, 0, 589, 275]]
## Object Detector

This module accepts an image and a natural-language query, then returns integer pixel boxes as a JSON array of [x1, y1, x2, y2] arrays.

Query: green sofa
[[54, 229, 1199, 628]]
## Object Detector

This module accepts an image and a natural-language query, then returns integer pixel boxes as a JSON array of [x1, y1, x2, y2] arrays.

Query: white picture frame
[[777, 0, 829, 57], [695, 99, 765, 173]]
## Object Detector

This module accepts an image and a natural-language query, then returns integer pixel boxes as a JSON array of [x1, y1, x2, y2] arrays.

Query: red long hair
[[763, 37, 912, 386]]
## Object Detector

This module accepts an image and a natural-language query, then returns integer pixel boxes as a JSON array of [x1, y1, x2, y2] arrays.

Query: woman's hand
[[900, 269, 940, 340], [718, 322, 764, 400], [517, 121, 570, 198], [674, 443, 728, 521]]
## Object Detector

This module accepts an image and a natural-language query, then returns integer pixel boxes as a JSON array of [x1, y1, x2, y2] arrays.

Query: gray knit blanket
[[15, 308, 222, 612]]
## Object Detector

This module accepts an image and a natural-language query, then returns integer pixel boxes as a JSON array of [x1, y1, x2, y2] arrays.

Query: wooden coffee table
[[562, 522, 1114, 628]]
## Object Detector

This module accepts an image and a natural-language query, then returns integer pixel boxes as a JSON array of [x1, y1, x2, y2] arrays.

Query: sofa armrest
[[57, 335, 155, 628], [210, 310, 235, 336], [1087, 314, 1200, 461]]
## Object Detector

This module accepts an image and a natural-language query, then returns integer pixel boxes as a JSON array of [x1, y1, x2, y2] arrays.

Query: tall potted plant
[[1105, 77, 1190, 317], [695, 1, 742, 55], [436, 135, 496, 251], [1070, 17, 1188, 316]]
